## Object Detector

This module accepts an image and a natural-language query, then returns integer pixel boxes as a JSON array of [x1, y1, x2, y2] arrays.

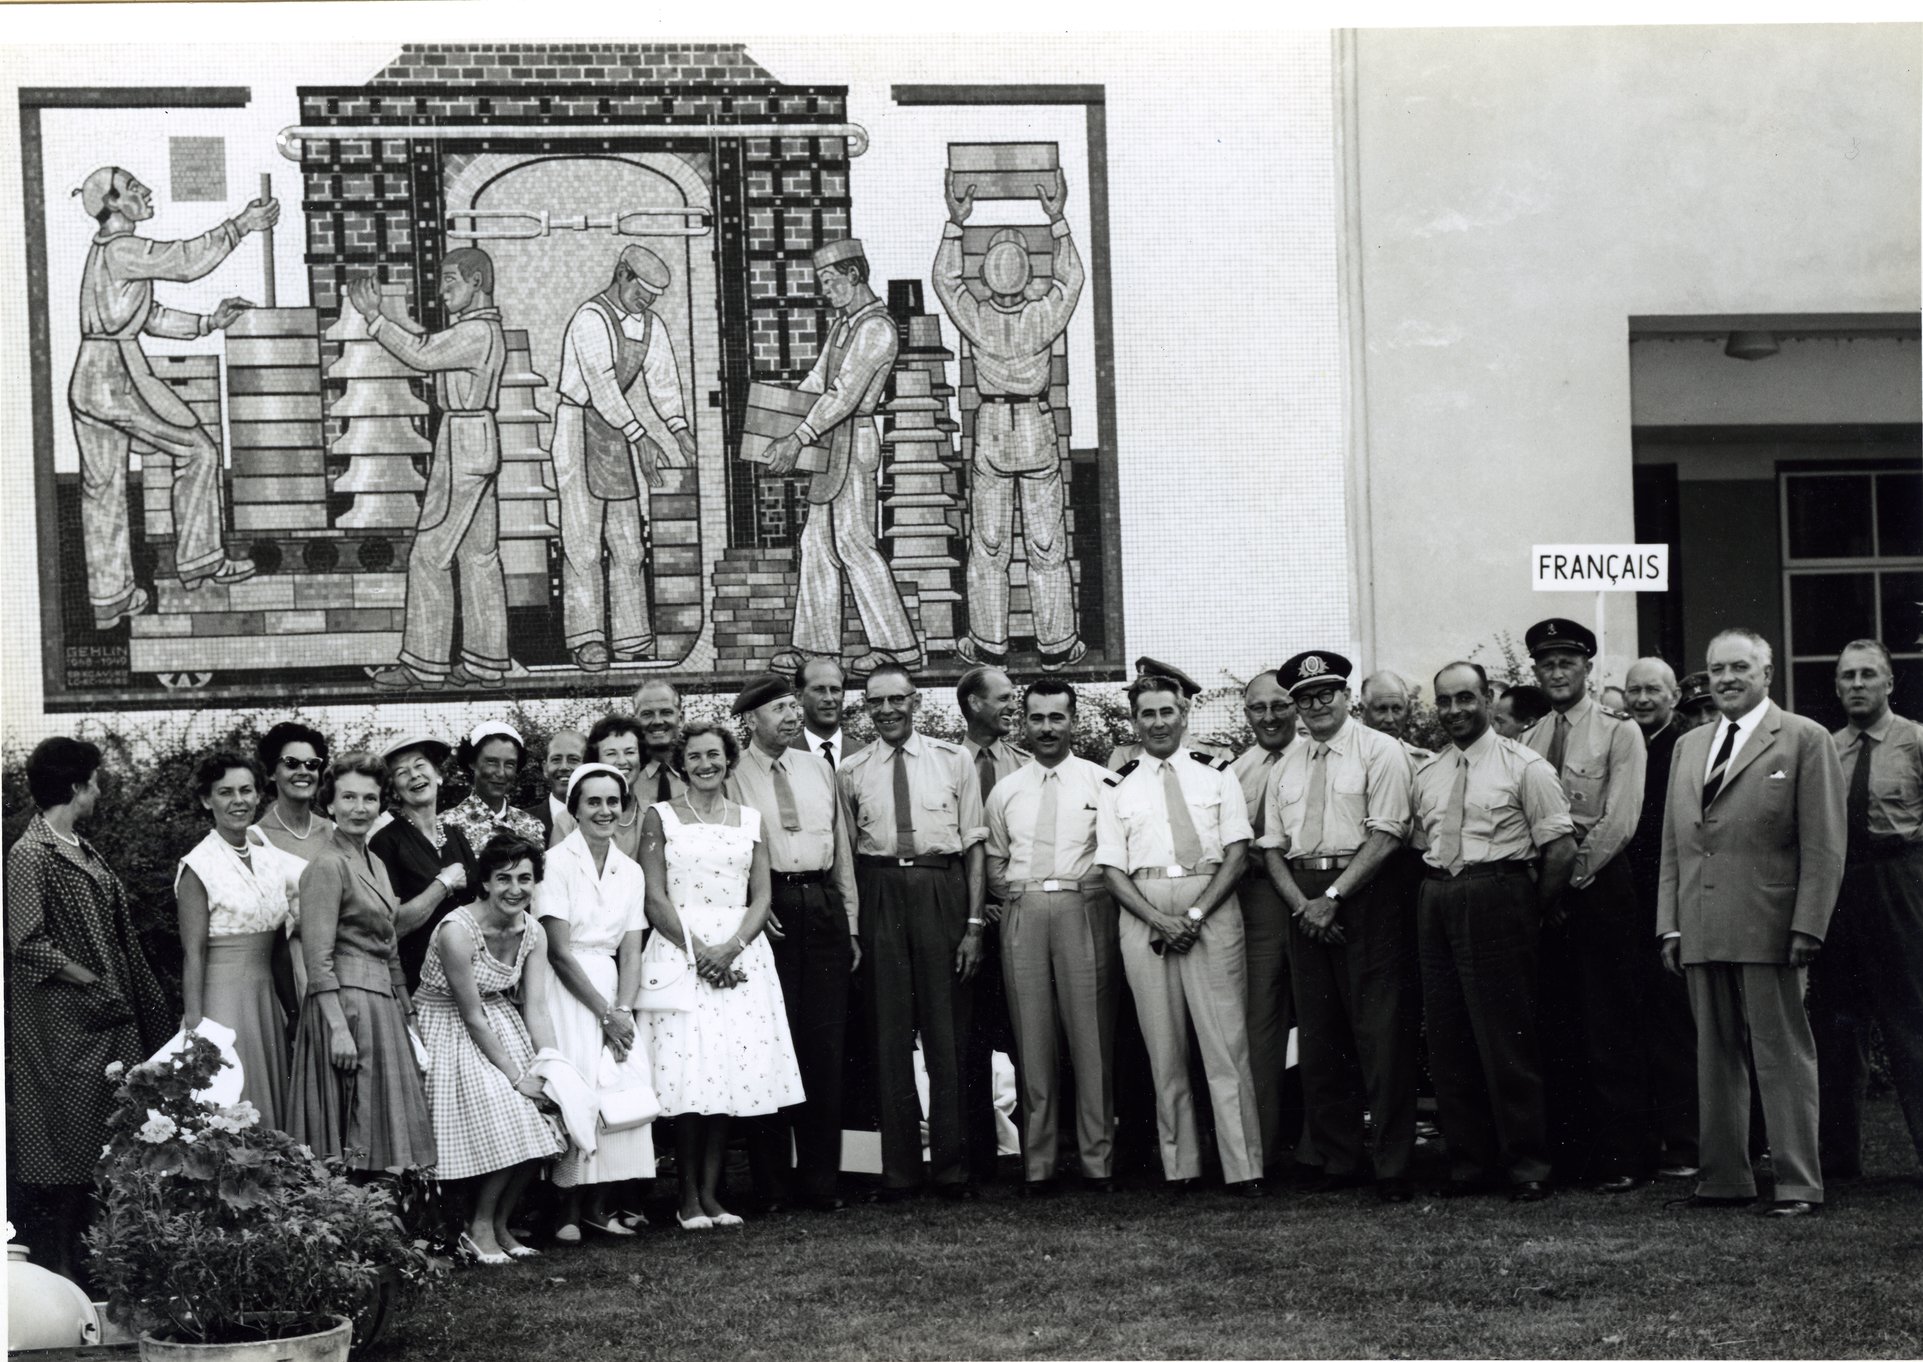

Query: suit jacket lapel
[[1714, 703, 1780, 801], [1680, 726, 1710, 822]]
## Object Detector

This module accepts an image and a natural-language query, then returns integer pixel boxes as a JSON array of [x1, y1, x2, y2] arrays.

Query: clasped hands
[[692, 936, 747, 990]]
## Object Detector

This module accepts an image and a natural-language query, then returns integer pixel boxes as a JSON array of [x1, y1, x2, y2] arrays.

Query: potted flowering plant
[[88, 1035, 429, 1360]]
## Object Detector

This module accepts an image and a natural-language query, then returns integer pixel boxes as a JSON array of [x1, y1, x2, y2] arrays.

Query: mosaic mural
[[22, 45, 1126, 711]]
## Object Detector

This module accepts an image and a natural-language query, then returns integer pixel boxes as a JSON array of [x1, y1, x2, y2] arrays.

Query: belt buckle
[[896, 857, 915, 867], [1166, 865, 1187, 879], [1041, 878, 1063, 892]]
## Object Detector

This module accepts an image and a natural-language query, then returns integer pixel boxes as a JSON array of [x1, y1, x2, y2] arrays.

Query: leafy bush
[[87, 1034, 429, 1345]]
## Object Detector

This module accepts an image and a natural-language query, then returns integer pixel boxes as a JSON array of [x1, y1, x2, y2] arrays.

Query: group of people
[[8, 624, 1920, 1276]]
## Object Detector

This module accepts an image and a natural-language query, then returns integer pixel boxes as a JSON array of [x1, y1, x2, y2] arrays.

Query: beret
[[732, 672, 795, 716]]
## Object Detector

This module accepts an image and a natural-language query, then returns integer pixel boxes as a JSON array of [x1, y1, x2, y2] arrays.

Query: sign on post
[[1531, 545, 1669, 592]]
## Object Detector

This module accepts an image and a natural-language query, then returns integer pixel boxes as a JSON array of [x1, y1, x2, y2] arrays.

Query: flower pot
[[138, 1314, 352, 1362]]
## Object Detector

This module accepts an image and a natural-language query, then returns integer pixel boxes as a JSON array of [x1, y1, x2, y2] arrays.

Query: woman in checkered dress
[[414, 834, 565, 1263]]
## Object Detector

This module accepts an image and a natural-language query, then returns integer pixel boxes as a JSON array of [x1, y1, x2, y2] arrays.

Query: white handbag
[[636, 928, 698, 1013], [596, 1044, 660, 1132]]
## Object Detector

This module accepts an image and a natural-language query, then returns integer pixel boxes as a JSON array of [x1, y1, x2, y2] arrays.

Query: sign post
[[1531, 544, 1671, 680]]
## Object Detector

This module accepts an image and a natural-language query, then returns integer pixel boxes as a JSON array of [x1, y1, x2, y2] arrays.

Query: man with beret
[[68, 167, 275, 628], [1622, 657, 1700, 1178], [765, 240, 921, 679], [935, 177, 1087, 673], [1098, 670, 1266, 1195], [553, 246, 698, 671], [1108, 658, 1231, 770], [730, 673, 861, 1212], [1258, 651, 1419, 1201], [1520, 618, 1653, 1192], [1230, 670, 1306, 1180], [1414, 661, 1578, 1200]]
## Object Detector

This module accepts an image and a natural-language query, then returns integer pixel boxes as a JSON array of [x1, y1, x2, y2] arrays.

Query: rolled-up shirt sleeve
[[1216, 770, 1253, 848], [1518, 759, 1577, 848], [1362, 738, 1414, 841], [1094, 784, 1129, 871]]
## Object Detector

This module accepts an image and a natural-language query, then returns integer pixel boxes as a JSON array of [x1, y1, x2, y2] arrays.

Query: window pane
[[1877, 472, 1923, 558], [1791, 661, 1847, 732], [1881, 570, 1923, 652], [1785, 474, 1874, 560], [1789, 572, 1876, 657]]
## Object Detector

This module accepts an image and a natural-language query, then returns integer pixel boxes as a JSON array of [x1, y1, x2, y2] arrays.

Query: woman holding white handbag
[[638, 723, 804, 1231], [537, 764, 654, 1242]]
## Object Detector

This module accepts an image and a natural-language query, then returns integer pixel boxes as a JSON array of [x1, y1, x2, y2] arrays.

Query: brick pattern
[[711, 545, 799, 667], [131, 355, 222, 547], [370, 43, 777, 87]]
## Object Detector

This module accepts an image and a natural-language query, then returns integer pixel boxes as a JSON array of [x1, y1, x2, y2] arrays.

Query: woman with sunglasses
[[254, 721, 335, 861], [176, 751, 301, 1128]]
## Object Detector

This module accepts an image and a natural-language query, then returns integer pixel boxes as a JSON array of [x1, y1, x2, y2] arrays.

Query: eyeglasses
[[1295, 689, 1343, 711], [279, 757, 324, 772]]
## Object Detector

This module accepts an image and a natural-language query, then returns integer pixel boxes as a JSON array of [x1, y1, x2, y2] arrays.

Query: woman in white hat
[[537, 763, 654, 1240], [371, 734, 475, 992], [443, 722, 544, 851]]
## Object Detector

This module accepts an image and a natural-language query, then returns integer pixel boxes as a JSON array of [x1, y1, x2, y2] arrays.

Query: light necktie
[[820, 738, 836, 768], [891, 744, 915, 857], [771, 758, 802, 832], [975, 745, 1000, 803], [1299, 744, 1328, 855], [1547, 714, 1568, 775], [1250, 749, 1280, 838], [1847, 732, 1876, 856], [1703, 723, 1739, 805], [1160, 759, 1205, 869], [1434, 752, 1469, 875], [1030, 771, 1060, 880]]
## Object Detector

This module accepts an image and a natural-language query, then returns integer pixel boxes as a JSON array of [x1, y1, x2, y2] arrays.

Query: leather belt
[[858, 853, 956, 871], [1133, 862, 1220, 881], [1288, 855, 1353, 872], [772, 870, 829, 886], [1010, 877, 1104, 893], [1425, 861, 1532, 881], [977, 393, 1049, 406]]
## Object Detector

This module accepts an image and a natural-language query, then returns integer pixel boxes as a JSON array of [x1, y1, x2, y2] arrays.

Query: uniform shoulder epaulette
[[924, 737, 963, 754], [1190, 750, 1231, 771], [1600, 705, 1633, 721], [1113, 759, 1141, 779], [1101, 771, 1123, 787]]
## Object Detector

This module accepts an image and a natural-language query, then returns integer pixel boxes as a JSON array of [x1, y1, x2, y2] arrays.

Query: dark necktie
[[653, 762, 674, 805], [975, 745, 1000, 803], [820, 739, 836, 768], [1847, 732, 1876, 856], [1547, 714, 1569, 775], [891, 745, 915, 857], [1703, 723, 1739, 805]]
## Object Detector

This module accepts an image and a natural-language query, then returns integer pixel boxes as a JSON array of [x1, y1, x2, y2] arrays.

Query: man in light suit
[[1658, 628, 1846, 1217]]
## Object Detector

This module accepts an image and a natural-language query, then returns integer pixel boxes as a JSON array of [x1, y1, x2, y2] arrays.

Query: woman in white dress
[[639, 722, 803, 1231], [175, 752, 301, 1128], [538, 763, 652, 1242]]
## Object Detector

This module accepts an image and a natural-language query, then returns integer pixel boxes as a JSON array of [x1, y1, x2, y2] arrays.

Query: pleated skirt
[[202, 931, 290, 1130], [288, 983, 437, 1173], [547, 950, 654, 1187]]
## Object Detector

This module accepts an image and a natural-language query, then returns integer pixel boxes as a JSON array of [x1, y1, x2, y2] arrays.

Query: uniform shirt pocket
[[1561, 761, 1606, 816]]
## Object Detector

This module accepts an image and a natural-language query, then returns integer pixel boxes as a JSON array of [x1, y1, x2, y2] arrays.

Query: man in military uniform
[[1812, 639, 1923, 1182], [1520, 618, 1652, 1190], [1623, 656, 1699, 1178], [1097, 672, 1266, 1195], [766, 240, 920, 678], [1230, 670, 1305, 1179], [1414, 661, 1578, 1200], [1108, 657, 1230, 770], [1259, 650, 1419, 1202], [552, 246, 697, 670], [837, 664, 986, 1199], [934, 177, 1086, 672], [1676, 671, 1717, 730], [731, 674, 861, 1212], [630, 677, 688, 804]]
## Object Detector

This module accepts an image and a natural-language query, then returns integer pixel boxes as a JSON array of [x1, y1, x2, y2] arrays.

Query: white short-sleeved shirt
[[537, 829, 647, 955], [1095, 747, 1252, 874]]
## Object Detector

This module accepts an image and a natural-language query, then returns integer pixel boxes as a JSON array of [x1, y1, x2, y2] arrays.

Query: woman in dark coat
[[5, 737, 172, 1277], [370, 734, 474, 993]]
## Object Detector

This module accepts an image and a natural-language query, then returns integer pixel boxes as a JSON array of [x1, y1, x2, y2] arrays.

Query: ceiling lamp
[[1725, 330, 1781, 360]]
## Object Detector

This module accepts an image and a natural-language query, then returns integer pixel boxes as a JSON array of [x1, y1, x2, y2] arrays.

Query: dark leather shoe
[[798, 1194, 847, 1214], [1666, 1193, 1756, 1209], [1164, 1176, 1200, 1193], [1509, 1180, 1551, 1203], [1020, 1180, 1059, 1199], [1226, 1178, 1266, 1199], [866, 1186, 917, 1205], [1376, 1177, 1414, 1203], [936, 1183, 979, 1202], [1592, 1175, 1648, 1195], [1081, 1176, 1117, 1194], [1766, 1199, 1819, 1218]]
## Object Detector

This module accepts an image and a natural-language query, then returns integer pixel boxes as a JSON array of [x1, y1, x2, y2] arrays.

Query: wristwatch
[[1323, 886, 1342, 903], [1185, 907, 1205, 923]]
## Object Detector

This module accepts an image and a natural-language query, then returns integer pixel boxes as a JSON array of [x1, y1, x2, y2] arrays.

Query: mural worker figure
[[765, 239, 921, 680], [358, 252, 510, 691], [67, 167, 276, 629], [934, 177, 1087, 673], [553, 246, 698, 672]]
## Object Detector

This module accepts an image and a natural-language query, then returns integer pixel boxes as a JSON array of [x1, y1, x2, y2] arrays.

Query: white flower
[[179, 1129, 197, 1144], [135, 1114, 177, 1144], [103, 1061, 124, 1079], [206, 1102, 261, 1134]]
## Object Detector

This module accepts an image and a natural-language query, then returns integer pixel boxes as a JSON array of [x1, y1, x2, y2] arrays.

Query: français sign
[[1532, 545, 1669, 592]]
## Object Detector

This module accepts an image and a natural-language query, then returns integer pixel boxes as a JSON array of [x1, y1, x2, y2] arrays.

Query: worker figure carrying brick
[[765, 239, 923, 679], [551, 246, 697, 672], [933, 174, 1086, 673], [67, 167, 274, 630]]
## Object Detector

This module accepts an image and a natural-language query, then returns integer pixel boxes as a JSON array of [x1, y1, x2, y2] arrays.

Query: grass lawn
[[368, 1097, 1922, 1361]]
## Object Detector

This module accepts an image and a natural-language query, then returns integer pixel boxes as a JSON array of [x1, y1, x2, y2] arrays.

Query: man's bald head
[[1623, 657, 1680, 733], [1359, 670, 1415, 738]]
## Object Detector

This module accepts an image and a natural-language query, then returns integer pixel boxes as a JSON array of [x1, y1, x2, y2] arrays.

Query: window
[[1781, 468, 1923, 730]]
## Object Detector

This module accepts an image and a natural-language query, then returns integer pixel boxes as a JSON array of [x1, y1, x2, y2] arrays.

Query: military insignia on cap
[[1301, 654, 1328, 678], [1546, 622, 1558, 636]]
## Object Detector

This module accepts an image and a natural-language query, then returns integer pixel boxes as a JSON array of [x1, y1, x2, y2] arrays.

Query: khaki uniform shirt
[[1521, 693, 1645, 886], [1256, 718, 1412, 857], [1834, 709, 1923, 843], [1411, 728, 1574, 871], [730, 741, 860, 932], [837, 731, 986, 858], [985, 755, 1110, 893]]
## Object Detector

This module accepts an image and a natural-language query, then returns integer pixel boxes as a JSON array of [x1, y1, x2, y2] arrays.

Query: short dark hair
[[257, 721, 329, 790], [456, 729, 525, 776], [566, 767, 633, 815], [587, 714, 646, 756], [956, 665, 1007, 719], [1024, 676, 1079, 717], [796, 655, 844, 693], [1127, 674, 1185, 714], [474, 833, 544, 886], [1836, 638, 1894, 675], [442, 246, 494, 294], [26, 736, 101, 810], [193, 751, 264, 804], [1498, 685, 1553, 727], [678, 720, 740, 772], [1433, 660, 1490, 695]]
